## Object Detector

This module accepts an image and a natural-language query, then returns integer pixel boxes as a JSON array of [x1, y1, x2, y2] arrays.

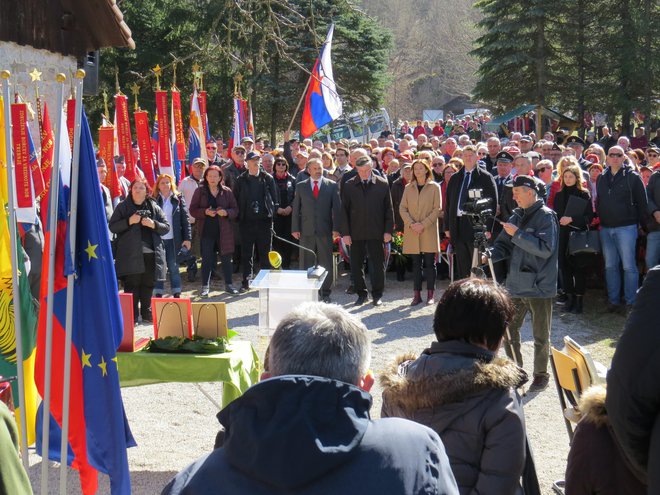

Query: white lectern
[[250, 269, 328, 334]]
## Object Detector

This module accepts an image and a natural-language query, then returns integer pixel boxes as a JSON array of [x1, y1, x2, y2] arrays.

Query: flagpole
[[40, 73, 66, 495], [2, 70, 30, 470], [286, 75, 312, 135], [59, 69, 85, 494]]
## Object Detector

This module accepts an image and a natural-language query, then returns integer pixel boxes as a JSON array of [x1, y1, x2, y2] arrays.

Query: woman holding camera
[[190, 165, 239, 297], [552, 163, 594, 313], [153, 174, 192, 298], [400, 158, 442, 305], [109, 178, 170, 323]]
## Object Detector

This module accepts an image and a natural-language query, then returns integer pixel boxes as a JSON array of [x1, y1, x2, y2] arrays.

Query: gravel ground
[[27, 266, 626, 494]]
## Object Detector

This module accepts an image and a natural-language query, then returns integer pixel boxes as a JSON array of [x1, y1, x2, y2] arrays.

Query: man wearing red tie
[[292, 158, 341, 303]]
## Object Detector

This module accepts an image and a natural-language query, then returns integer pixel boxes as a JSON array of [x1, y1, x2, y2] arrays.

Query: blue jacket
[[163, 375, 459, 495], [489, 199, 559, 298]]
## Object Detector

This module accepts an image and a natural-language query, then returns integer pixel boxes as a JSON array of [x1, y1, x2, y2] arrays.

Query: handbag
[[568, 227, 601, 255]]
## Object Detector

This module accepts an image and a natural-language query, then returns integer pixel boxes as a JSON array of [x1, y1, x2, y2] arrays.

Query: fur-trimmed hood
[[577, 385, 608, 427], [380, 340, 527, 417]]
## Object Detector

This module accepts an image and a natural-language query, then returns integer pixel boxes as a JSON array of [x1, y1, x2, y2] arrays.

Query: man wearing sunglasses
[[206, 140, 222, 166], [222, 145, 248, 193], [596, 146, 648, 313], [646, 146, 660, 171]]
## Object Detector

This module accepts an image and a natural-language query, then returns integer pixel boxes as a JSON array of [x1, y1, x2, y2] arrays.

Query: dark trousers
[[123, 253, 155, 319], [200, 236, 233, 287], [186, 222, 200, 275], [561, 253, 592, 295], [273, 215, 294, 269], [453, 239, 474, 280], [412, 253, 436, 291], [300, 235, 334, 296], [351, 239, 385, 299], [240, 219, 272, 281]]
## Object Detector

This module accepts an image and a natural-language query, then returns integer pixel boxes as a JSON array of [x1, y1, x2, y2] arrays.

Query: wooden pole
[[286, 75, 312, 135]]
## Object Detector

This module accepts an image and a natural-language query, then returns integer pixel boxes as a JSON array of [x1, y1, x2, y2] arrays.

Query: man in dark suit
[[341, 156, 394, 306], [292, 158, 341, 303], [444, 145, 498, 280]]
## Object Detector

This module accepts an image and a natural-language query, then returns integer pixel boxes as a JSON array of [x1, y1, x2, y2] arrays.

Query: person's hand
[[502, 222, 519, 236], [277, 207, 286, 215], [444, 230, 450, 239], [129, 213, 141, 225], [292, 231, 301, 240], [283, 130, 290, 142], [285, 206, 292, 215], [412, 223, 424, 234], [485, 231, 492, 240], [481, 254, 488, 265], [332, 231, 340, 240], [343, 235, 352, 246], [654, 211, 660, 224], [559, 216, 573, 226], [206, 208, 217, 217], [384, 233, 392, 243], [141, 217, 155, 229], [217, 208, 227, 217], [181, 240, 191, 250]]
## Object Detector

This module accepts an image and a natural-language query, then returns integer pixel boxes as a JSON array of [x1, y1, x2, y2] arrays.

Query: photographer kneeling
[[484, 175, 559, 392]]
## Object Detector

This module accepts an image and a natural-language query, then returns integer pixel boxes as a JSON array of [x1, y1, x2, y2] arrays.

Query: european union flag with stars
[[69, 108, 136, 493]]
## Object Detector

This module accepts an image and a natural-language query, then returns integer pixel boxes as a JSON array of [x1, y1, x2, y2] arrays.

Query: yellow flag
[[0, 94, 39, 446]]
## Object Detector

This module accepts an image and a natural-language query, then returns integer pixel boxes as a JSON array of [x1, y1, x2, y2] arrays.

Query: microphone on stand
[[270, 228, 327, 279]]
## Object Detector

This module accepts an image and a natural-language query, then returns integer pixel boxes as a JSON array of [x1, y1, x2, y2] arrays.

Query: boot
[[573, 295, 584, 314], [426, 290, 435, 305], [565, 294, 575, 312], [410, 290, 422, 306]]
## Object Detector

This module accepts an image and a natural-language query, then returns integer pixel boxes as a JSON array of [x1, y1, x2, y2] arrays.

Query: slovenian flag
[[300, 24, 343, 138], [188, 88, 206, 163]]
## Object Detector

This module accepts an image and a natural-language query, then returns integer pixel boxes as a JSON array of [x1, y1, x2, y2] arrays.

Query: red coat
[[189, 185, 238, 255]]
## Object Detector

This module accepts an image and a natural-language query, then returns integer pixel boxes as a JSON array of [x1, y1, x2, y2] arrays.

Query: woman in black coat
[[272, 156, 296, 268], [552, 163, 594, 313], [153, 174, 192, 298], [109, 178, 170, 323]]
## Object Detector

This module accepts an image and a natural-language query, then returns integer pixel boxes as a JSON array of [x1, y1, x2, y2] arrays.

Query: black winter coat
[[607, 266, 660, 490], [381, 340, 527, 495], [596, 165, 648, 228], [552, 186, 594, 261], [155, 193, 192, 250], [340, 174, 394, 240], [109, 196, 170, 280]]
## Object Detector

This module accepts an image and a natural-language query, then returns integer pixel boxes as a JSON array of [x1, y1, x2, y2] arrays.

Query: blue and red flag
[[228, 97, 249, 152], [187, 88, 206, 163], [300, 24, 343, 138], [35, 108, 135, 494]]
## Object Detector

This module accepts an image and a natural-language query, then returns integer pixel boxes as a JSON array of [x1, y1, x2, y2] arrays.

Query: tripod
[[469, 228, 520, 372]]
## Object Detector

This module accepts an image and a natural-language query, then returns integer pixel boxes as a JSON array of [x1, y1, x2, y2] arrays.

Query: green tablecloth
[[117, 340, 261, 408]]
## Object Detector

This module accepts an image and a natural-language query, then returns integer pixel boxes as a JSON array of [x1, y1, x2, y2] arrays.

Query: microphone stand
[[271, 228, 327, 279]]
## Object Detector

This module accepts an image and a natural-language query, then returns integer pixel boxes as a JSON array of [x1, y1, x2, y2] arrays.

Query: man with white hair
[[458, 134, 471, 147], [163, 303, 459, 495]]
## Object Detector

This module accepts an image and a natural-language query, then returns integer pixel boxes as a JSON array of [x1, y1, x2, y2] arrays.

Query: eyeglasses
[[536, 167, 548, 172], [608, 153, 624, 157], [235, 150, 245, 155], [206, 146, 217, 150], [647, 153, 659, 157]]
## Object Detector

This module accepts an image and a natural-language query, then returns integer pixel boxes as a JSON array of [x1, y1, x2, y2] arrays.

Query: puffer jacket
[[381, 340, 528, 495], [565, 386, 646, 494], [489, 199, 559, 298]]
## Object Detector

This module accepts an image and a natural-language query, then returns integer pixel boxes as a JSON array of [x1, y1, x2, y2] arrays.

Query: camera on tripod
[[463, 189, 494, 232]]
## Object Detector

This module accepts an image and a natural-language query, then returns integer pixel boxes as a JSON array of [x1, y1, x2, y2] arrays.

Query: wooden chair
[[549, 347, 583, 443]]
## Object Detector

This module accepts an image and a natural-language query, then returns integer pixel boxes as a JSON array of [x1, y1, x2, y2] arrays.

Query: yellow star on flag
[[98, 356, 108, 377], [111, 356, 118, 369], [81, 349, 92, 368], [29, 68, 42, 82], [84, 240, 98, 261]]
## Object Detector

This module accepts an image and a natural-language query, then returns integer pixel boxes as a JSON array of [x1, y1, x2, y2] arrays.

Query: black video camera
[[463, 189, 494, 231]]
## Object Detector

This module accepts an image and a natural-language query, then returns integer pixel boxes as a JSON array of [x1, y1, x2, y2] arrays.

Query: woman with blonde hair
[[400, 158, 442, 305], [548, 156, 581, 208], [552, 163, 594, 313], [153, 174, 192, 298]]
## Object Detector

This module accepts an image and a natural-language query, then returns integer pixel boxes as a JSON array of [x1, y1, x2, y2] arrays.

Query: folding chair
[[549, 347, 583, 443]]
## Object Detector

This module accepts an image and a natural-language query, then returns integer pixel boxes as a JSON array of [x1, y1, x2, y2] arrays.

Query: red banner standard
[[67, 98, 76, 153], [171, 89, 186, 161], [11, 103, 33, 208], [155, 90, 173, 176], [115, 94, 136, 181], [134, 110, 156, 186], [98, 125, 120, 199], [39, 103, 55, 225], [198, 90, 209, 141]]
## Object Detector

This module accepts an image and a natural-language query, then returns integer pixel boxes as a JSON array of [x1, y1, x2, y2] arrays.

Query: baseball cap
[[245, 151, 261, 161]]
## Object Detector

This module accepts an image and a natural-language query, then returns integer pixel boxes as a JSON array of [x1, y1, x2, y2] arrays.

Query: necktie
[[313, 180, 319, 199], [459, 171, 471, 210]]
